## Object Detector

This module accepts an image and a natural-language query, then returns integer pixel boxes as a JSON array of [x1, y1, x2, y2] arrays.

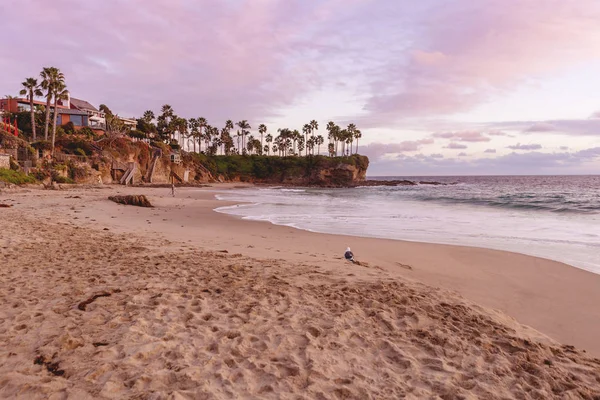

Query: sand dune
[[1, 188, 600, 398]]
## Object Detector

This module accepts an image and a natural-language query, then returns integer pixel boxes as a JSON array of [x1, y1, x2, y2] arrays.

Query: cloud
[[590, 111, 600, 119], [2, 0, 599, 130], [524, 123, 557, 132], [507, 143, 543, 150], [445, 142, 468, 149], [369, 147, 600, 175], [484, 149, 497, 154], [360, 139, 434, 160], [430, 153, 444, 158], [560, 146, 569, 150], [363, 0, 600, 120], [458, 152, 468, 157], [0, 0, 371, 121], [490, 119, 600, 137], [432, 131, 490, 142]]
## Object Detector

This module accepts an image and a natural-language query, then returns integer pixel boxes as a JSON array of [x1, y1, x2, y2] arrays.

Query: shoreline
[[214, 200, 595, 275], [2, 184, 600, 357]]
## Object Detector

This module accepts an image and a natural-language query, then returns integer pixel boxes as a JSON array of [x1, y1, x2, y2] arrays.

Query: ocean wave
[[411, 195, 599, 214]]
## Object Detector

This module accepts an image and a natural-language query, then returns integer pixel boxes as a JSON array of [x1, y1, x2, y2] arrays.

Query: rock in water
[[108, 195, 153, 208]]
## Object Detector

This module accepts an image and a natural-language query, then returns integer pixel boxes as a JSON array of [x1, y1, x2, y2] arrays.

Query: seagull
[[344, 247, 355, 263]]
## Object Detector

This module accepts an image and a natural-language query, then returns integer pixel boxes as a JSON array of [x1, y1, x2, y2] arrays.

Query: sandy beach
[[1, 184, 599, 399]]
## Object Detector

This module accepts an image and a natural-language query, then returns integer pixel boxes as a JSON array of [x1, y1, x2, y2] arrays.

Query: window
[[70, 115, 83, 126]]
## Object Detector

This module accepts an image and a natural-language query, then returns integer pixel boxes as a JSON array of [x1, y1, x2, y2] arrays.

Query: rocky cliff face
[[276, 158, 368, 187], [33, 137, 369, 187]]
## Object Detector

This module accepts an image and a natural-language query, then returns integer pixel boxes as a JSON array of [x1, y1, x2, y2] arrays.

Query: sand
[[1, 184, 599, 399]]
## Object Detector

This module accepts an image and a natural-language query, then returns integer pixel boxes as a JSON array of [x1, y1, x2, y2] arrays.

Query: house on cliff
[[69, 97, 106, 131]]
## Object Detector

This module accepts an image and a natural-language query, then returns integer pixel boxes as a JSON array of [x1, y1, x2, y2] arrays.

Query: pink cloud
[[432, 131, 490, 142], [507, 143, 543, 151], [445, 142, 468, 149], [525, 123, 557, 132], [365, 0, 600, 119], [361, 139, 434, 160]]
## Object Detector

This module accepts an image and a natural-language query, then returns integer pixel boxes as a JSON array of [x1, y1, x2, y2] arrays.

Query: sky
[[1, 0, 600, 175]]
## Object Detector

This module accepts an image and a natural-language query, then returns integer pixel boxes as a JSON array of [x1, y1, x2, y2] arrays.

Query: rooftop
[[70, 97, 99, 112]]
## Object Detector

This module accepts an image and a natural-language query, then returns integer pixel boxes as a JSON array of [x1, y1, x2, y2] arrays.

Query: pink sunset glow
[[2, 0, 600, 174]]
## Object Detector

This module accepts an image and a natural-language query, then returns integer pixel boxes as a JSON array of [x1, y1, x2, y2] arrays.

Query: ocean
[[213, 176, 600, 274]]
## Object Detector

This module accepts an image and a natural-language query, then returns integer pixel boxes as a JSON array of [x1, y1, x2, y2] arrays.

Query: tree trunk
[[355, 138, 359, 155], [29, 96, 36, 141], [51, 97, 58, 156], [44, 95, 51, 140]]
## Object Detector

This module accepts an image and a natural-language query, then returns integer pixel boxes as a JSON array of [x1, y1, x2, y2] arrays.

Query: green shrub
[[52, 174, 74, 184], [79, 127, 95, 138], [0, 169, 36, 185], [62, 122, 76, 135]]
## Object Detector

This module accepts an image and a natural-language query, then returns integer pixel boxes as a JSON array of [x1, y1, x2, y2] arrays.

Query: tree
[[315, 135, 324, 155], [306, 136, 315, 155], [265, 133, 273, 155], [310, 119, 319, 144], [346, 124, 357, 155], [40, 67, 64, 140], [353, 129, 362, 154], [292, 129, 301, 154], [302, 124, 311, 156], [142, 110, 155, 124], [176, 117, 188, 150], [99, 104, 113, 116], [246, 135, 255, 154], [157, 104, 175, 142], [19, 77, 42, 140], [188, 118, 199, 153], [197, 117, 207, 152], [326, 121, 339, 156], [236, 120, 251, 154], [51, 81, 69, 156], [258, 124, 267, 153]]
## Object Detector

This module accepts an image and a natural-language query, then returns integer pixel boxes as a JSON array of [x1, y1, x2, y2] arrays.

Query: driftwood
[[77, 291, 112, 311], [108, 195, 153, 208], [0, 204, 12, 208]]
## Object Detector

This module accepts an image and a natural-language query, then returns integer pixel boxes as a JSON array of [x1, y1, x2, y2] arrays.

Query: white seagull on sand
[[344, 247, 355, 263]]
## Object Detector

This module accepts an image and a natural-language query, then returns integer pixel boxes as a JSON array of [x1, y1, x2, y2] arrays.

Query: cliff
[[191, 154, 369, 187], [5, 136, 369, 187]]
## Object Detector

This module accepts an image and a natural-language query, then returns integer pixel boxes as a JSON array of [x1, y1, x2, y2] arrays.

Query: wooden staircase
[[119, 162, 136, 185], [145, 148, 162, 183]]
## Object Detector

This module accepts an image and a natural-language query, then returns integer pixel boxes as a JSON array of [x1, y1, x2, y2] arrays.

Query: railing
[[89, 121, 106, 130]]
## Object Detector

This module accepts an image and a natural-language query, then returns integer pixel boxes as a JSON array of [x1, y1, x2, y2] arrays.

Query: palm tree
[[40, 67, 64, 141], [258, 124, 267, 152], [51, 81, 69, 156], [316, 135, 324, 155], [236, 120, 251, 154], [197, 117, 207, 152], [353, 129, 362, 154], [142, 110, 155, 124], [19, 77, 42, 140], [310, 119, 319, 143], [302, 124, 311, 156], [346, 124, 357, 155], [326, 121, 337, 156], [265, 133, 273, 155]]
